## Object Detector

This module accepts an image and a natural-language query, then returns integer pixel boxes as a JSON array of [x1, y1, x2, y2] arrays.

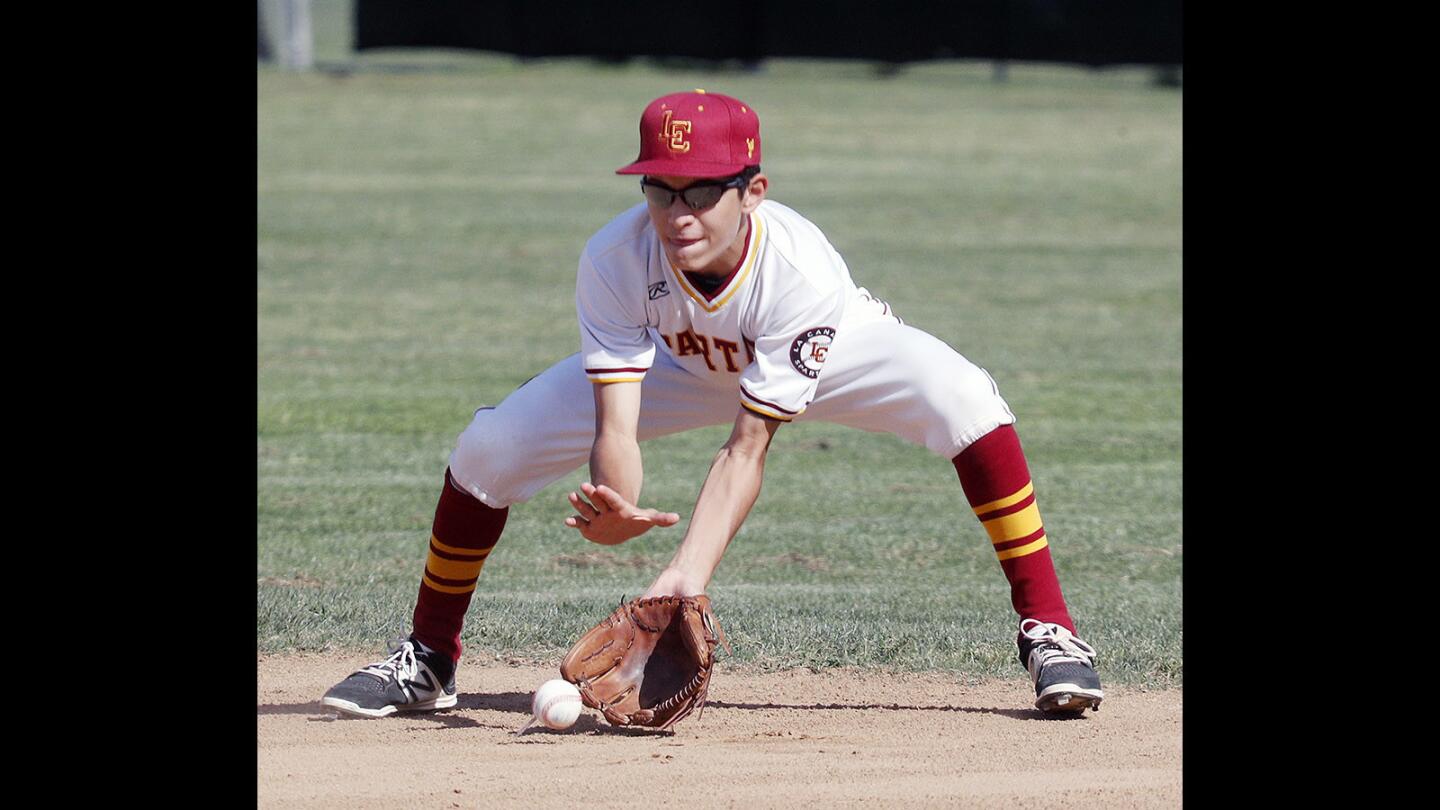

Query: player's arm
[[589, 379, 645, 503], [564, 380, 680, 545], [643, 406, 782, 597]]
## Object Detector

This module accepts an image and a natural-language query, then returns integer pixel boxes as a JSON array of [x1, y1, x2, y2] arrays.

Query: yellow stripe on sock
[[425, 551, 488, 582], [971, 482, 1034, 516], [429, 534, 496, 558], [996, 536, 1048, 561], [422, 574, 477, 595], [981, 502, 1044, 544]]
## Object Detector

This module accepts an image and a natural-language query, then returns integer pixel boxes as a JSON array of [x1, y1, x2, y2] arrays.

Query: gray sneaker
[[321, 637, 458, 718], [1017, 619, 1104, 714]]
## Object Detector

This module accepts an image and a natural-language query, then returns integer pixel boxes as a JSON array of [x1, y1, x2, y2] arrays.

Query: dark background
[[353, 0, 1181, 68]]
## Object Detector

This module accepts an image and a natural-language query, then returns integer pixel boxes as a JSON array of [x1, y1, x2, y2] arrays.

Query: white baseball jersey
[[577, 199, 896, 421], [449, 198, 1014, 508]]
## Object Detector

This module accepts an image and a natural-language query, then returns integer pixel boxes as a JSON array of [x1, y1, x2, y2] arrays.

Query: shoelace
[[359, 640, 420, 683], [1020, 619, 1097, 669]]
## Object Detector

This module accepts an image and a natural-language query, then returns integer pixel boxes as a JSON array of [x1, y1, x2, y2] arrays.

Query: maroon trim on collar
[[684, 217, 753, 302]]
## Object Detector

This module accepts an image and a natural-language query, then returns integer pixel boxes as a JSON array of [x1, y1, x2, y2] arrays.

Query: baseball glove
[[559, 594, 730, 731]]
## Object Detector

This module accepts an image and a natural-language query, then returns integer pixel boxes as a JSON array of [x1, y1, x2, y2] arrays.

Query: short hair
[[737, 165, 761, 195]]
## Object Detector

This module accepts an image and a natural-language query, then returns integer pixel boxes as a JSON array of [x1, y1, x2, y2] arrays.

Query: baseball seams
[[539, 693, 579, 721], [534, 680, 583, 729]]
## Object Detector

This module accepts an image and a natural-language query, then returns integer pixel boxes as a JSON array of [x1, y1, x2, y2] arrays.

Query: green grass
[[258, 25, 1181, 687]]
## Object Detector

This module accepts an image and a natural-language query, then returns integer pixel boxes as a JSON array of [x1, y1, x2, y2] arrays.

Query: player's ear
[[740, 173, 768, 214]]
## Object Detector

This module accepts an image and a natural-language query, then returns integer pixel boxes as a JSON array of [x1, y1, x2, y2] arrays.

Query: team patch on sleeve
[[788, 327, 836, 379]]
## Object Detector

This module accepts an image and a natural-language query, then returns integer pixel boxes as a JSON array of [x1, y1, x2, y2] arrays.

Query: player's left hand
[[564, 482, 681, 546]]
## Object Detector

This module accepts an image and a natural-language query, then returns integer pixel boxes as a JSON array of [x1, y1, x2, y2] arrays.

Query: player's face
[[644, 173, 767, 275]]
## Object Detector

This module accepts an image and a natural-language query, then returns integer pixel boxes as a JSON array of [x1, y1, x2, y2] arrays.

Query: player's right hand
[[564, 482, 681, 546]]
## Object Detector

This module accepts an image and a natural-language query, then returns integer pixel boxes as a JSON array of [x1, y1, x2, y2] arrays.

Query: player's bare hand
[[564, 482, 681, 546]]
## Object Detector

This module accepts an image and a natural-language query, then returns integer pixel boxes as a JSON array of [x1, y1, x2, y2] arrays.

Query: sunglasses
[[640, 175, 748, 211]]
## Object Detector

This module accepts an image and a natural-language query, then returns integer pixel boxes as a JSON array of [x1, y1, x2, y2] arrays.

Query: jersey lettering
[[672, 328, 716, 371], [661, 329, 751, 374], [712, 338, 742, 372]]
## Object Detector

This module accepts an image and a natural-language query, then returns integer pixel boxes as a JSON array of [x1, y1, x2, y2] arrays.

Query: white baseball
[[531, 678, 582, 730]]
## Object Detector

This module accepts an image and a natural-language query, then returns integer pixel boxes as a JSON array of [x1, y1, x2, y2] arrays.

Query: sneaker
[[321, 636, 458, 718], [1017, 619, 1104, 714]]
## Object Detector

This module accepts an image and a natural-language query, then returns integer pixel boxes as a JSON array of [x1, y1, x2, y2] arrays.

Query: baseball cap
[[616, 90, 761, 178]]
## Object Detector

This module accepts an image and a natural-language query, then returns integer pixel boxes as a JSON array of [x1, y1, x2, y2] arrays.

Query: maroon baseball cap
[[616, 90, 762, 178]]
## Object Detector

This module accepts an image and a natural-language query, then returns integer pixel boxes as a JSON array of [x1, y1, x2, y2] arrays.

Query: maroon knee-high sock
[[952, 425, 1075, 632], [410, 468, 509, 662]]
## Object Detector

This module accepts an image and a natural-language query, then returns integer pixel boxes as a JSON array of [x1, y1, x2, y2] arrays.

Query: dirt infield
[[259, 653, 1181, 808]]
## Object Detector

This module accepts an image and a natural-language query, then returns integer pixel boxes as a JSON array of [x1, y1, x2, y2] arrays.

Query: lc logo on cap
[[659, 110, 692, 154], [617, 90, 762, 179]]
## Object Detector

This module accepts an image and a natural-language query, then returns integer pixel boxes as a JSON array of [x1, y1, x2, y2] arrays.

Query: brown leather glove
[[560, 595, 730, 731]]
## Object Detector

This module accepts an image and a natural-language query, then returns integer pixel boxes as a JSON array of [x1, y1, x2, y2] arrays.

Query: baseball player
[[322, 90, 1103, 719]]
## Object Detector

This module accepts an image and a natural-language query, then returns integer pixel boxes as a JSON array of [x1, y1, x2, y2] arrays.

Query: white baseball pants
[[448, 319, 1016, 509]]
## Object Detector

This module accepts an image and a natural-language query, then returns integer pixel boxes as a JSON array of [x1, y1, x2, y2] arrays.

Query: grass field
[[257, 18, 1182, 686]]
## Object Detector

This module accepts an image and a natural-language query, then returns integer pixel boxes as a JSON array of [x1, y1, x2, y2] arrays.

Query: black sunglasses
[[640, 175, 748, 211]]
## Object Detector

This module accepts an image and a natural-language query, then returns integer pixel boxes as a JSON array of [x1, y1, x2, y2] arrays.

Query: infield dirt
[[259, 653, 1181, 808]]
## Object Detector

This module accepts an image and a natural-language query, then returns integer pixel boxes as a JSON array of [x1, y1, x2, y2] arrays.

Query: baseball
[[530, 678, 583, 730]]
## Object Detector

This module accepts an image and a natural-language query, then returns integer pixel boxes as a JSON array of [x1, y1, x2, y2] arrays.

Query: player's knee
[[948, 360, 1003, 406], [448, 407, 517, 498], [911, 354, 995, 411], [914, 357, 1014, 446]]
